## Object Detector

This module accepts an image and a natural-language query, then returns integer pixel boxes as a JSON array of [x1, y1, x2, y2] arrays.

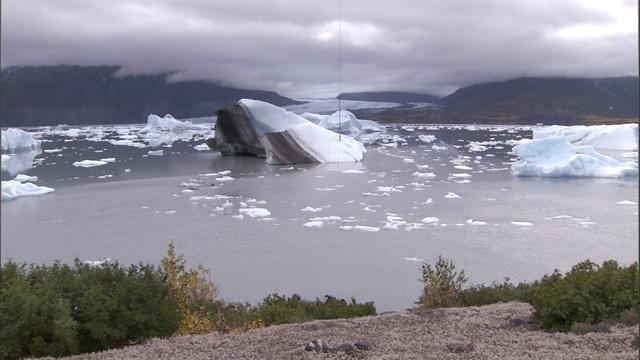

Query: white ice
[[534, 123, 638, 151], [1, 128, 42, 151], [2, 180, 54, 201], [240, 99, 366, 164], [511, 136, 638, 177]]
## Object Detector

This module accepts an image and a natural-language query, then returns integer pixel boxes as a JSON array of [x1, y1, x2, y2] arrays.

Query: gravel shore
[[51, 302, 639, 360]]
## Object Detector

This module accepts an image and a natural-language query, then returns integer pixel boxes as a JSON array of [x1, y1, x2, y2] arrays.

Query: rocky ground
[[50, 302, 638, 360]]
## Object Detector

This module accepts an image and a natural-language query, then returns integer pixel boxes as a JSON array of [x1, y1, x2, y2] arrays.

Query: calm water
[[2, 124, 638, 312]]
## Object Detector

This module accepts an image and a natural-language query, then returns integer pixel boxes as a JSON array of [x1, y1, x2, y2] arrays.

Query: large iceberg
[[208, 99, 365, 165], [534, 123, 638, 151], [511, 136, 638, 178], [1, 128, 42, 151]]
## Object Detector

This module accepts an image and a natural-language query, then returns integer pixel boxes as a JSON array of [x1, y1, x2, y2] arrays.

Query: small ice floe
[[413, 172, 436, 179], [310, 216, 341, 222], [14, 174, 38, 182], [511, 221, 533, 226], [216, 176, 234, 181], [232, 215, 244, 219], [239, 208, 271, 217], [422, 198, 433, 204], [444, 192, 461, 199], [340, 225, 380, 232], [165, 210, 177, 214], [342, 169, 366, 174], [147, 150, 164, 156], [418, 135, 436, 143], [403, 158, 415, 164], [44, 148, 64, 153], [466, 219, 487, 226], [616, 200, 638, 206], [2, 180, 55, 201], [454, 165, 473, 170], [303, 221, 324, 228], [84, 258, 110, 266], [73, 160, 108, 167], [194, 143, 211, 151], [404, 257, 424, 262], [421, 217, 439, 224], [450, 173, 472, 178], [100, 158, 116, 163], [301, 206, 322, 212]]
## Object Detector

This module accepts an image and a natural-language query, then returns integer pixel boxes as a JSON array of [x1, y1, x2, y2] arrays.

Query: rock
[[590, 322, 611, 333], [291, 293, 301, 301], [354, 339, 374, 351], [305, 339, 331, 353], [447, 342, 475, 353]]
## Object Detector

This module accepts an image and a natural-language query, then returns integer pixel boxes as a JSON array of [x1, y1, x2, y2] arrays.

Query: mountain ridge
[[1, 66, 638, 126]]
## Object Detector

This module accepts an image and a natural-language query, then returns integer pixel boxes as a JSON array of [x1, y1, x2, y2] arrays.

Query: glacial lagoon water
[[1, 124, 638, 312]]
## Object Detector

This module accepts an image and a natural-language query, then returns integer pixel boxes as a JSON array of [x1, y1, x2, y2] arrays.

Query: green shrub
[[530, 260, 639, 332], [417, 255, 468, 309], [0, 259, 178, 359], [256, 293, 376, 326], [458, 277, 537, 307]]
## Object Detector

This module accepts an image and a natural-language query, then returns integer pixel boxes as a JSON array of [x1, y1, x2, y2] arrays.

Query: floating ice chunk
[[444, 192, 461, 199], [310, 216, 341, 221], [534, 123, 638, 151], [147, 150, 164, 156], [450, 173, 472, 178], [100, 158, 116, 163], [413, 172, 436, 179], [403, 158, 415, 164], [342, 170, 366, 174], [304, 221, 324, 227], [232, 214, 244, 219], [418, 135, 436, 143], [466, 219, 487, 225], [421, 217, 439, 223], [511, 221, 533, 226], [341, 225, 380, 232], [454, 165, 473, 170], [44, 148, 63, 153], [301, 206, 322, 212], [216, 176, 234, 181], [238, 208, 271, 217], [432, 145, 448, 151], [2, 180, 54, 201], [511, 136, 638, 177], [84, 258, 110, 266], [1, 128, 42, 151], [73, 160, 108, 167], [617, 200, 638, 206], [14, 174, 38, 182], [404, 257, 424, 262], [194, 143, 211, 151]]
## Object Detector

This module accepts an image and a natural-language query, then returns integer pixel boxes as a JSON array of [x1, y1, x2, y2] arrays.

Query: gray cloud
[[1, 0, 637, 98]]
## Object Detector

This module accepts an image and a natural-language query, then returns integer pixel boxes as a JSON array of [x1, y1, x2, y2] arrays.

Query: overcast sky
[[1, 0, 638, 99]]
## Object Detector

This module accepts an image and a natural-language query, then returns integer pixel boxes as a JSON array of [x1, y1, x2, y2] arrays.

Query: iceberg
[[1, 128, 42, 151], [140, 114, 210, 132], [534, 123, 638, 151], [208, 99, 366, 165], [511, 136, 638, 177], [298, 110, 385, 143], [2, 180, 55, 201]]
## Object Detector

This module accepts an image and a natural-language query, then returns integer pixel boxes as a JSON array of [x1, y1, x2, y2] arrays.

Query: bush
[[530, 260, 639, 332], [0, 259, 178, 359], [417, 255, 468, 309], [256, 293, 376, 326], [458, 277, 536, 307]]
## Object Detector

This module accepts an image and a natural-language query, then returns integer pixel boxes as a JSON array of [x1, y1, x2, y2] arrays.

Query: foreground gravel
[[51, 302, 638, 360]]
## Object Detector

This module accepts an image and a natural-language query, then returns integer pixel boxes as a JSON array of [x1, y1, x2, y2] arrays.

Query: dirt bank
[[51, 302, 639, 359]]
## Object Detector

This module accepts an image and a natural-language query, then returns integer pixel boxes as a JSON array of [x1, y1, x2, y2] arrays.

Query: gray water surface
[[2, 124, 638, 312]]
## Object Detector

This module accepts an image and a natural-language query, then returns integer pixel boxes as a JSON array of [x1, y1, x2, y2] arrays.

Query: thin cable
[[338, 0, 342, 141]]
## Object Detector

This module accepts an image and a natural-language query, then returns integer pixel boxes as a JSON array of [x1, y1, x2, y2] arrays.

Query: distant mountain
[[337, 91, 439, 104], [367, 77, 639, 125], [0, 65, 301, 127]]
